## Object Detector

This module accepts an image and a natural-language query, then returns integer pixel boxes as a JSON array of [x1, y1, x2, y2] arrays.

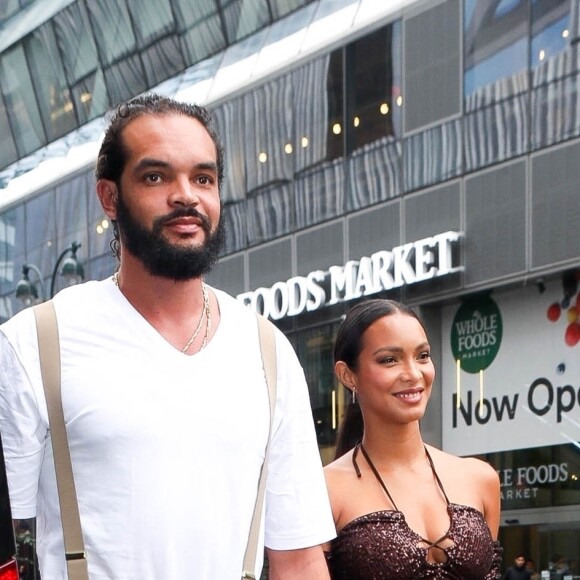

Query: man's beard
[[115, 191, 225, 281]]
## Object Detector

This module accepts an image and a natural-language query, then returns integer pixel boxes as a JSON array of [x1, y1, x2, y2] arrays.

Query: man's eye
[[145, 174, 162, 183], [197, 175, 213, 185]]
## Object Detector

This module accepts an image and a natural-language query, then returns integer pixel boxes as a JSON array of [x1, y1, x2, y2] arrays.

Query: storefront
[[442, 276, 580, 575]]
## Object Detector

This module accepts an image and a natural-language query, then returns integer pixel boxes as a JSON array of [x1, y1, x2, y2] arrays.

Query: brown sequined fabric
[[326, 445, 502, 579], [326, 505, 502, 579]]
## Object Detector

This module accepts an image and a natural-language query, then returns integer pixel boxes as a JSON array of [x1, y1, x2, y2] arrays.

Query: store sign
[[450, 295, 502, 373], [498, 462, 569, 501], [238, 231, 462, 320], [442, 276, 580, 456]]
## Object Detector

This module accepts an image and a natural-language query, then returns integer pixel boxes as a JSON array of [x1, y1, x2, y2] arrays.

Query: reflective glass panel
[[0, 206, 24, 296], [26, 22, 77, 142], [87, 0, 136, 66], [127, 0, 174, 47], [530, 1, 576, 150], [464, 0, 529, 102], [220, 0, 272, 43], [0, 95, 18, 169], [345, 22, 402, 154], [0, 45, 45, 156], [293, 53, 343, 173], [244, 75, 294, 192], [269, 0, 312, 19], [71, 69, 110, 125], [103, 55, 147, 106], [289, 320, 342, 464], [172, 0, 219, 29], [53, 2, 99, 85], [531, 0, 570, 68], [24, 190, 57, 298]]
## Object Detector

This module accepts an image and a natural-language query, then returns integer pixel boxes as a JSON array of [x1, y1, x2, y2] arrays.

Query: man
[[502, 554, 532, 580], [0, 94, 335, 579]]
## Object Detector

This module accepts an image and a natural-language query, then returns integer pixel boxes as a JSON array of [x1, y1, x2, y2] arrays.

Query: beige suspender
[[243, 314, 277, 580], [33, 301, 277, 580], [34, 301, 89, 580]]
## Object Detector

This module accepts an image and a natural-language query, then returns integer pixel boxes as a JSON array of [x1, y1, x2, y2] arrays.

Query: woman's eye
[[418, 352, 431, 360], [380, 357, 396, 364]]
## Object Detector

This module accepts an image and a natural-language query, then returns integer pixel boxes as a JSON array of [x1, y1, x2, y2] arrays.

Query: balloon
[[547, 302, 561, 322], [564, 322, 580, 347]]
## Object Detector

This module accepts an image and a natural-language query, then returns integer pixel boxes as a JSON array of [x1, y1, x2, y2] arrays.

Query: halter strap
[[354, 443, 451, 512]]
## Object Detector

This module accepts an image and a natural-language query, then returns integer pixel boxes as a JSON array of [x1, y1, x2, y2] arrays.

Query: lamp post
[[15, 242, 85, 305]]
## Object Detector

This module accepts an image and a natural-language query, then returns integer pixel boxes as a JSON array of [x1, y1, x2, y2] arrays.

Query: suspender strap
[[242, 315, 277, 580], [34, 301, 88, 580]]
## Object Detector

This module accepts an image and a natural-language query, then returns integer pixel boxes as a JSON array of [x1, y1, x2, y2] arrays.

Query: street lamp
[[15, 242, 85, 305], [15, 264, 45, 306]]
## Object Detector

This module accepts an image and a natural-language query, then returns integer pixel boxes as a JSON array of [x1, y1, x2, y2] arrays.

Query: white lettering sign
[[238, 231, 462, 320]]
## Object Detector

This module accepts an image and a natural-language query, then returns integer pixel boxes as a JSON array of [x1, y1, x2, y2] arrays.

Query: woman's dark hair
[[333, 299, 425, 459], [95, 93, 225, 259]]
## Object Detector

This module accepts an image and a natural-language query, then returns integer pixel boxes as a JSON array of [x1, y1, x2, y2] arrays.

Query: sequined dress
[[326, 445, 502, 579]]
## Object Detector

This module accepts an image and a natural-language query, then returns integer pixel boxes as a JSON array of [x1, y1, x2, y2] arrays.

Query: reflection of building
[[1, 0, 580, 574]]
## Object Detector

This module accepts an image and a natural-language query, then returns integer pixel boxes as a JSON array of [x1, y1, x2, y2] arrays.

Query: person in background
[[323, 298, 502, 579], [502, 554, 531, 579], [525, 559, 541, 580], [0, 93, 335, 580]]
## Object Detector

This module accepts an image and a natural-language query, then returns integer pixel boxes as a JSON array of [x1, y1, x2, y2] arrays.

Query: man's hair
[[95, 93, 224, 187]]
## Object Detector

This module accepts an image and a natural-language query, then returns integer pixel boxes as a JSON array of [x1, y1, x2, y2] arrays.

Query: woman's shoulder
[[324, 450, 355, 480], [426, 445, 500, 500]]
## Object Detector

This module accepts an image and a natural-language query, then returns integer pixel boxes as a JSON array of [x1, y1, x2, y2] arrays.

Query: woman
[[324, 299, 502, 579]]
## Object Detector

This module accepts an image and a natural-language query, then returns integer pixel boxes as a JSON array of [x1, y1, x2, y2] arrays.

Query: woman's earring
[[351, 388, 356, 404]]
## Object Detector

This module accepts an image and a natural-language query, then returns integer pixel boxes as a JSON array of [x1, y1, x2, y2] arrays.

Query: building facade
[[1, 0, 580, 575]]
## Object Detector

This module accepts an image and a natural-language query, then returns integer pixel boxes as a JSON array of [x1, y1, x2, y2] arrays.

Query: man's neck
[[113, 254, 217, 353]]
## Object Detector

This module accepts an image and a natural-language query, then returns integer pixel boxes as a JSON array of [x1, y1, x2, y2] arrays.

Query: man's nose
[[169, 176, 199, 206]]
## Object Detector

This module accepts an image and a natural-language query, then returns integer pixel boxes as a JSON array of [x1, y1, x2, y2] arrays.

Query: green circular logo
[[451, 295, 502, 373]]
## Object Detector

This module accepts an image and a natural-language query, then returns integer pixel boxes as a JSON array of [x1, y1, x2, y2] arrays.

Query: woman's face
[[348, 312, 435, 426]]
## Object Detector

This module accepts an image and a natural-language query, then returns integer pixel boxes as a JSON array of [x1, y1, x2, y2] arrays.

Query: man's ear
[[335, 361, 356, 391], [96, 179, 118, 220]]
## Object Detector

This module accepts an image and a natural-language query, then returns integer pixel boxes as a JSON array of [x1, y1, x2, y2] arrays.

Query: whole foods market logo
[[451, 295, 502, 373]]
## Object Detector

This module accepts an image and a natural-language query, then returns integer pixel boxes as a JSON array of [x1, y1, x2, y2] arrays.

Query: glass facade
[[0, 0, 317, 173]]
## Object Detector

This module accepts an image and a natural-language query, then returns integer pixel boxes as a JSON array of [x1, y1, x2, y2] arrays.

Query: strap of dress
[[357, 443, 399, 511], [355, 444, 451, 511], [424, 447, 451, 506]]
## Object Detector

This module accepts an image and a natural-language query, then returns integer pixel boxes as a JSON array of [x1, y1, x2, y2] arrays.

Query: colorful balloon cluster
[[546, 270, 580, 347]]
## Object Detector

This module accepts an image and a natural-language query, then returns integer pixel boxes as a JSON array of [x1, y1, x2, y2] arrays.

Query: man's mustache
[[153, 208, 212, 235]]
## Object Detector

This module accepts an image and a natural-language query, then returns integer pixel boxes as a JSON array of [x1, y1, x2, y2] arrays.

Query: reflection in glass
[[26, 23, 77, 142], [464, 94, 528, 171], [220, 0, 272, 43], [290, 321, 343, 464], [531, 0, 570, 68], [0, 46, 45, 156], [87, 0, 136, 66], [464, 0, 529, 100], [404, 120, 461, 192], [294, 160, 344, 230], [53, 2, 99, 85], [345, 23, 401, 153], [246, 185, 294, 246]]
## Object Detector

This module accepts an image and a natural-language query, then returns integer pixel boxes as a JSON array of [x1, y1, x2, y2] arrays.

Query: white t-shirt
[[0, 279, 335, 579]]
